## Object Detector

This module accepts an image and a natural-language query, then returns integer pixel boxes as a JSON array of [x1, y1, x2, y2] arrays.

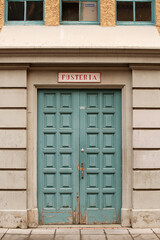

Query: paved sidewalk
[[0, 228, 160, 240]]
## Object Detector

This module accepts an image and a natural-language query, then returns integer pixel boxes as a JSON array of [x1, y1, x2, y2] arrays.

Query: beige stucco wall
[[100, 0, 115, 26], [0, 0, 159, 28], [155, 0, 160, 32], [45, 0, 116, 26], [0, 0, 117, 27], [0, 0, 4, 29], [45, 0, 59, 25], [155, 0, 160, 26]]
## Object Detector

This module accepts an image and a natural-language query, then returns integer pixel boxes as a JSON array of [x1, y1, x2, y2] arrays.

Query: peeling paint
[[40, 211, 73, 224], [80, 210, 87, 224]]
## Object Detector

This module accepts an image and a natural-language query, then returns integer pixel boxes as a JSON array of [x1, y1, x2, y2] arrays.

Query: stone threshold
[[38, 224, 125, 229]]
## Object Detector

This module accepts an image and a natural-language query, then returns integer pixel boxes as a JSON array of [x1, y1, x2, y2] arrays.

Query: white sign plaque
[[58, 72, 101, 83]]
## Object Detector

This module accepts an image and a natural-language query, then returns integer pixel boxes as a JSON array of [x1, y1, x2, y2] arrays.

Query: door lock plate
[[78, 164, 85, 179]]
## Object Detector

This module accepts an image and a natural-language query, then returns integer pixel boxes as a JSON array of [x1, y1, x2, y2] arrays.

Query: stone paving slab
[[81, 235, 106, 240], [129, 229, 153, 234], [7, 229, 31, 235], [29, 234, 54, 240], [55, 235, 80, 240], [31, 229, 55, 234], [81, 229, 104, 235], [1, 228, 160, 240], [107, 235, 133, 240], [0, 230, 7, 234], [131, 234, 159, 240], [2, 234, 29, 240], [153, 229, 160, 234], [0, 234, 4, 240], [105, 229, 129, 235], [56, 229, 80, 235]]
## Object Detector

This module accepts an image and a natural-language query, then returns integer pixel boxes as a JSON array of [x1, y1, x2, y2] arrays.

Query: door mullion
[[57, 92, 60, 211], [99, 92, 103, 211], [79, 91, 87, 224], [72, 90, 80, 224]]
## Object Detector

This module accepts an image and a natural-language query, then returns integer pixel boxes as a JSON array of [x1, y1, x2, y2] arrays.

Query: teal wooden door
[[37, 90, 80, 224], [79, 91, 122, 224], [37, 89, 121, 224]]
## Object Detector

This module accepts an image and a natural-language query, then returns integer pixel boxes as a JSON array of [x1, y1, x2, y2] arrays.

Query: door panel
[[37, 89, 121, 224], [79, 91, 122, 224]]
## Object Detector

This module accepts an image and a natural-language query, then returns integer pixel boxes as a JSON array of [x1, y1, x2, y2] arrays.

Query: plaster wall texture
[[0, 89, 26, 107], [133, 191, 160, 209], [45, 0, 59, 25], [0, 171, 26, 189], [0, 191, 26, 209], [132, 70, 160, 88], [0, 70, 26, 87], [132, 210, 160, 228], [0, 0, 4, 30], [0, 0, 160, 28], [133, 110, 160, 128], [155, 0, 160, 26], [0, 70, 27, 228], [133, 90, 160, 108], [45, 0, 116, 26], [0, 150, 26, 169], [0, 26, 160, 48], [100, 0, 115, 26], [133, 171, 160, 189], [0, 110, 26, 128], [132, 69, 160, 228], [133, 150, 160, 169]]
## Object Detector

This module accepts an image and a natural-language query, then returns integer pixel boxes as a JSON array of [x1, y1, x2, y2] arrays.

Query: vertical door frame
[[27, 69, 132, 227]]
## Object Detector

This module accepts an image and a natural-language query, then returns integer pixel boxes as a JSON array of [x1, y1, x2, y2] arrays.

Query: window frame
[[116, 0, 155, 25], [5, 0, 44, 25], [60, 0, 100, 25]]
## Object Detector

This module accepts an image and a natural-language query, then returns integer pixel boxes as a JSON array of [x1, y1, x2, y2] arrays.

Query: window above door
[[60, 0, 100, 24], [5, 0, 44, 25], [116, 0, 155, 25]]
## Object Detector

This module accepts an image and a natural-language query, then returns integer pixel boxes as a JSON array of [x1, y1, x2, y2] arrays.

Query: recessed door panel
[[37, 89, 121, 224]]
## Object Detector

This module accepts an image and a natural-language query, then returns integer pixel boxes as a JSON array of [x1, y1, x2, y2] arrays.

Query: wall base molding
[[27, 208, 38, 228], [132, 209, 160, 228], [0, 210, 27, 228], [121, 208, 131, 227]]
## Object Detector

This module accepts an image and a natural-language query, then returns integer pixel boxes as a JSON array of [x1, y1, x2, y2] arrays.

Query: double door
[[37, 89, 122, 224]]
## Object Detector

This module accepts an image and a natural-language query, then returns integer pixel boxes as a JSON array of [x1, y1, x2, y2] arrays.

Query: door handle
[[80, 163, 85, 179]]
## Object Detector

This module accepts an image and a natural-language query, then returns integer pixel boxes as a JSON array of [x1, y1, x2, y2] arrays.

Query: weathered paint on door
[[79, 91, 122, 224], [37, 89, 122, 224]]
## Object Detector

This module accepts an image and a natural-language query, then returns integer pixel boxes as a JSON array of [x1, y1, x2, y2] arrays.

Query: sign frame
[[58, 72, 101, 83]]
